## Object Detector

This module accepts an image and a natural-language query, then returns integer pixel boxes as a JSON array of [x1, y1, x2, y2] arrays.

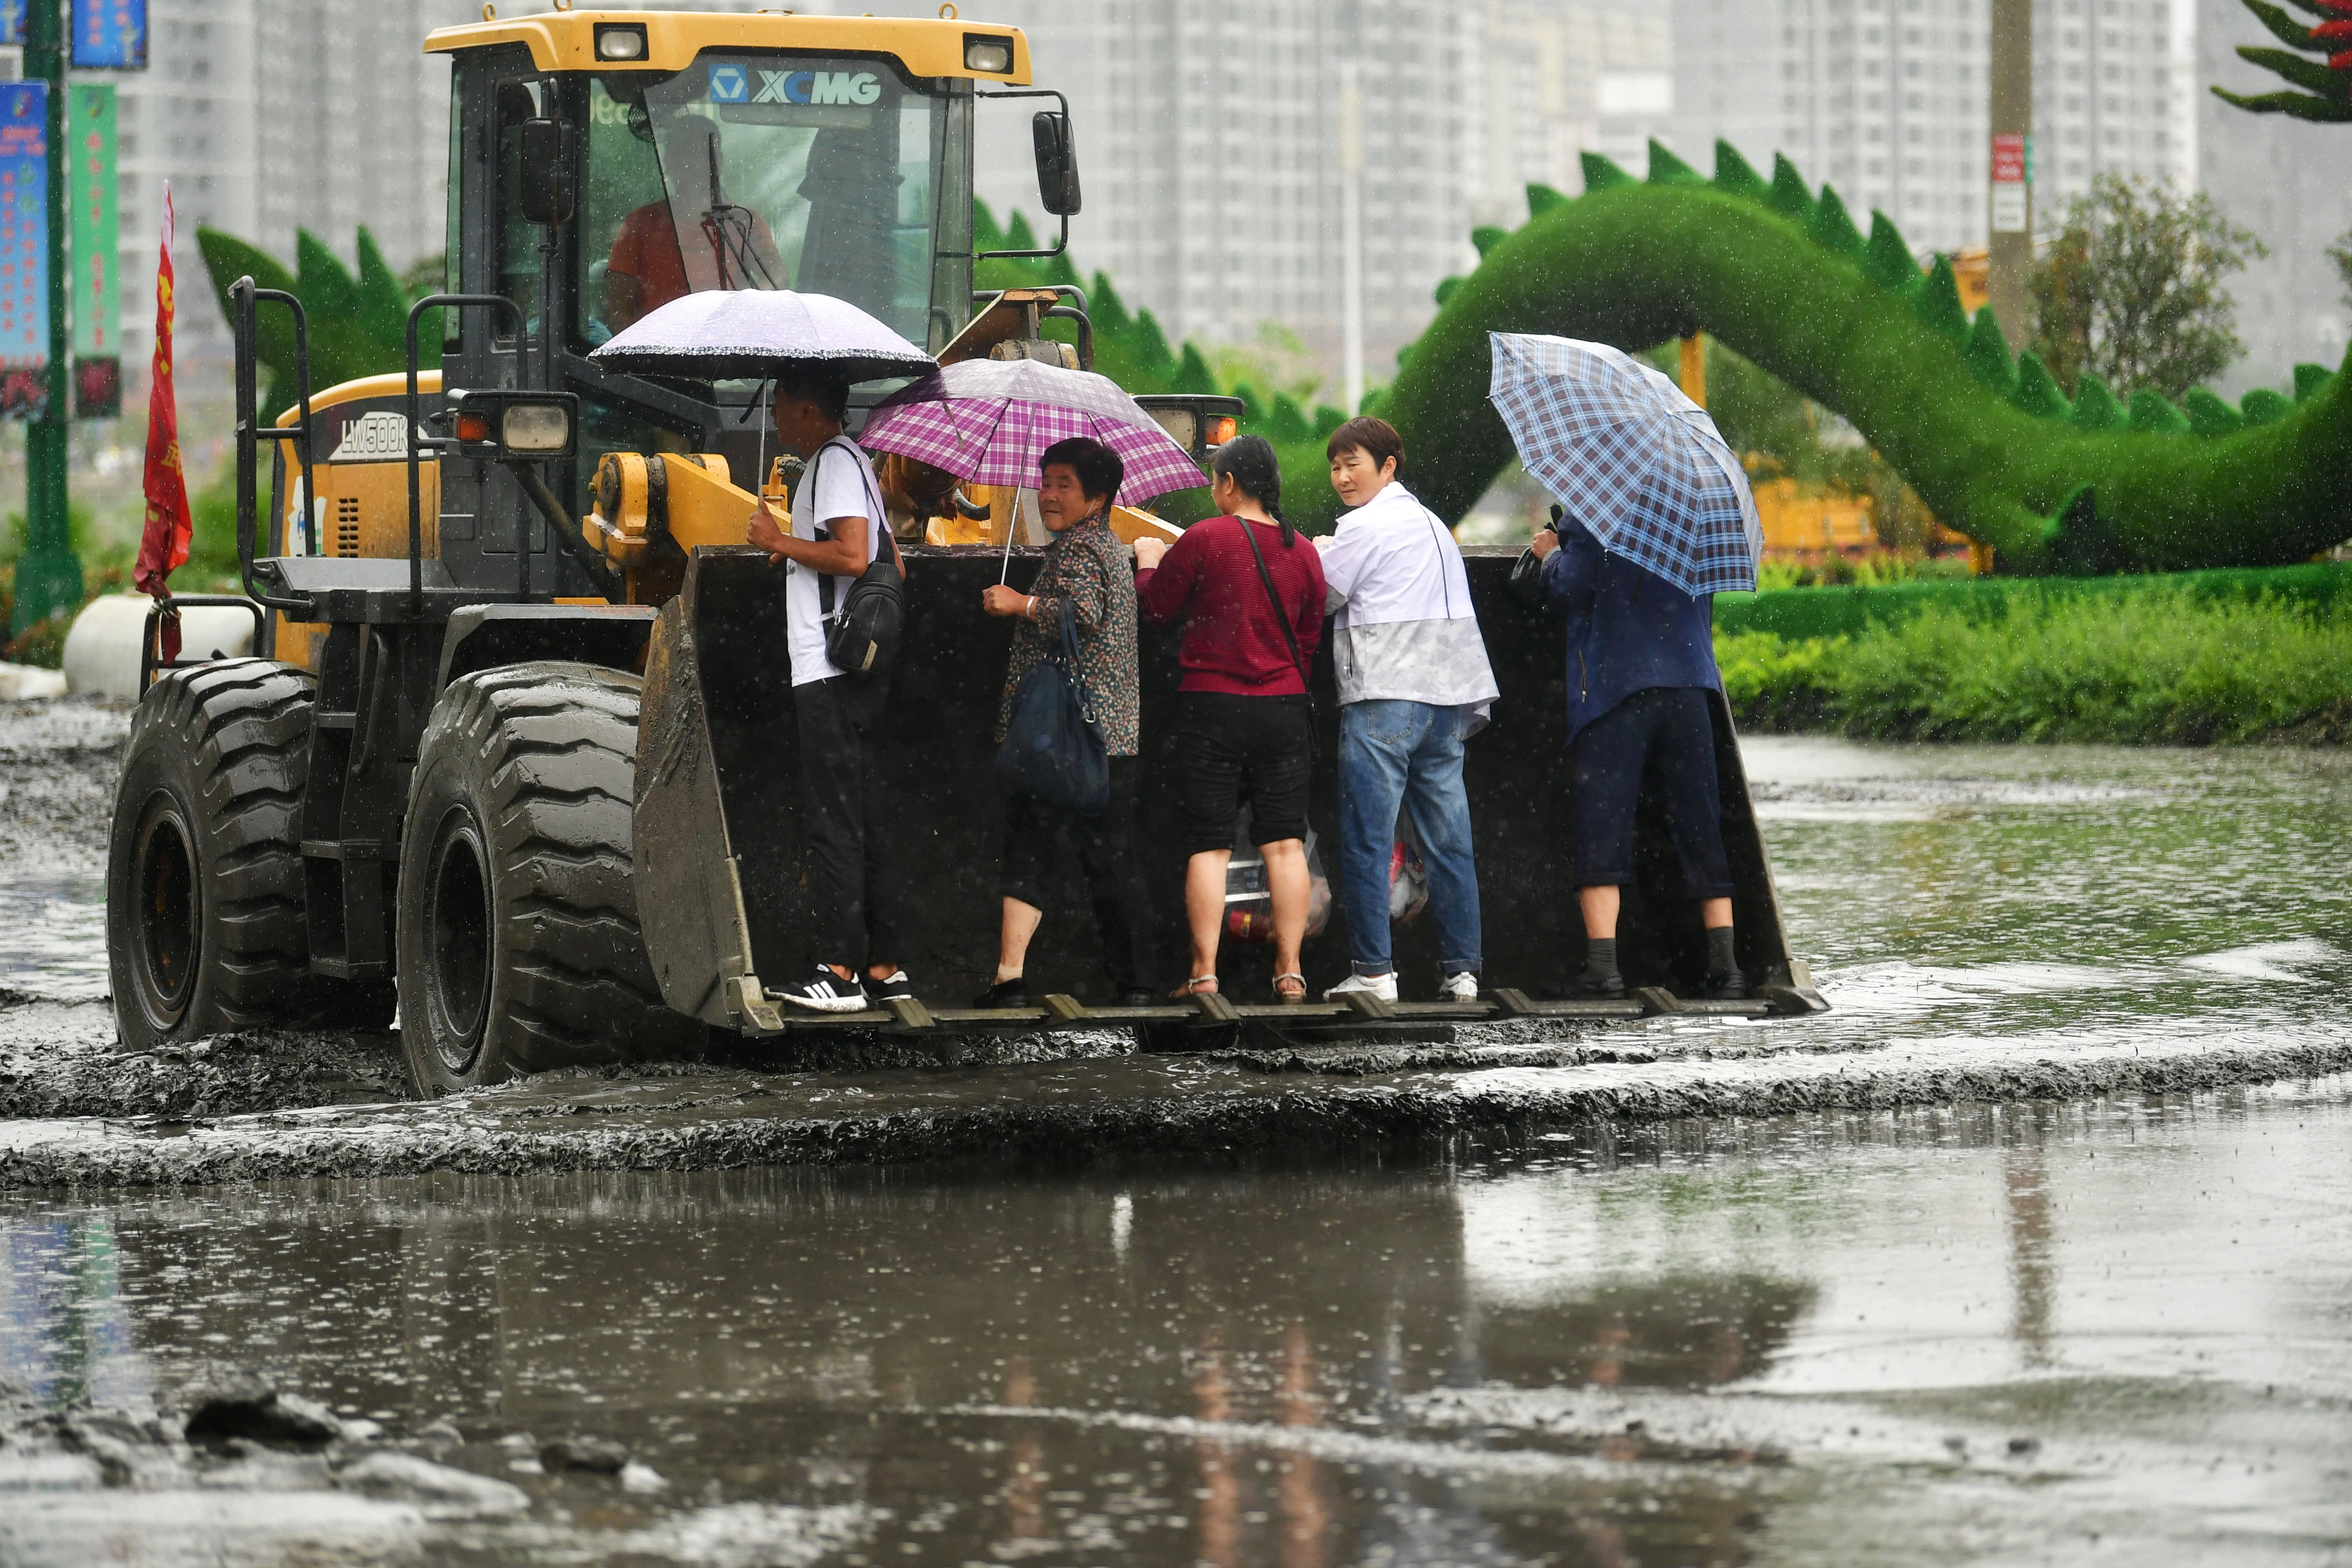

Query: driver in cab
[[604, 118, 787, 329]]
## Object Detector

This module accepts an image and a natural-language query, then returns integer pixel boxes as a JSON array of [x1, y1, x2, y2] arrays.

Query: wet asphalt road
[[4, 701, 2351, 1563]]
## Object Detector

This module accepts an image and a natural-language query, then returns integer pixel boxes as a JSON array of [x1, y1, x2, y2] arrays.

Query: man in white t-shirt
[[745, 366, 915, 1013], [1313, 416, 1498, 1006]]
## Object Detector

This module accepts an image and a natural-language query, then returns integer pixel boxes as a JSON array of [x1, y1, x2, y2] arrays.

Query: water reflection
[[7, 1083, 2350, 1564]]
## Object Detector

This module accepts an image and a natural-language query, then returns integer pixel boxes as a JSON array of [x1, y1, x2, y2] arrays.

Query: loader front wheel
[[395, 661, 700, 1095]]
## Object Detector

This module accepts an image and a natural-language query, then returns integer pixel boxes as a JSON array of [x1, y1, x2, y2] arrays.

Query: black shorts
[[1172, 691, 1312, 855], [1568, 685, 1734, 899]]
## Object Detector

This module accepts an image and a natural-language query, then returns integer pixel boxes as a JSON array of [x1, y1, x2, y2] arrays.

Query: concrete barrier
[[62, 594, 257, 702]]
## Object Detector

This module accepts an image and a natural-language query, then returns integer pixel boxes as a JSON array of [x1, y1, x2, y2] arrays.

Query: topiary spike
[[2012, 352, 2073, 419], [1312, 404, 1346, 441], [1647, 139, 1703, 185], [2292, 362, 2333, 402], [1580, 151, 1635, 192], [2182, 388, 2244, 435], [1525, 183, 1570, 216], [1912, 255, 1969, 341], [1963, 307, 2017, 393], [1767, 154, 1814, 219], [2068, 373, 2127, 430], [2240, 386, 2294, 424], [1805, 185, 1867, 257], [1433, 276, 1465, 307], [1267, 393, 1313, 446], [1470, 226, 1509, 258], [1173, 342, 1219, 397], [1712, 140, 1769, 201], [2128, 388, 2193, 433], [1862, 212, 1919, 293]]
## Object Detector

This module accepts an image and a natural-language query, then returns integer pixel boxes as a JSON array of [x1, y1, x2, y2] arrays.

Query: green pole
[[11, 0, 79, 638]]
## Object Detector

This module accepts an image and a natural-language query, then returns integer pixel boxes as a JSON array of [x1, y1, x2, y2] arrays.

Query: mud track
[[8, 698, 2352, 1192]]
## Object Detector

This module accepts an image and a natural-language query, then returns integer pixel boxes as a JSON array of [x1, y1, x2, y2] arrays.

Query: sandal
[[1172, 975, 1219, 1000], [1273, 973, 1308, 1005]]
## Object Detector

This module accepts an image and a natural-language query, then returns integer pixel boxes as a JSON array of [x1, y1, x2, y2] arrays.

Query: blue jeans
[[1336, 699, 1481, 979]]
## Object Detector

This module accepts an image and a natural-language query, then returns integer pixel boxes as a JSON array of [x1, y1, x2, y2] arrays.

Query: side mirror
[[1031, 111, 1081, 217], [518, 117, 576, 227]]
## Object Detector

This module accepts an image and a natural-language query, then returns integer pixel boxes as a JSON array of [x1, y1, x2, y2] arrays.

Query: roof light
[[964, 34, 1013, 73], [595, 24, 648, 61]]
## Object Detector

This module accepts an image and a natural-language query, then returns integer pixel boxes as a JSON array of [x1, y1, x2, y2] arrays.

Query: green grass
[[1719, 584, 2352, 744], [1715, 560, 2352, 643]]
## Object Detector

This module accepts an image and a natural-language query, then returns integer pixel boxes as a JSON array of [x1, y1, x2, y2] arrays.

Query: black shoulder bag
[[809, 439, 904, 678], [1236, 515, 1315, 740], [994, 599, 1111, 814]]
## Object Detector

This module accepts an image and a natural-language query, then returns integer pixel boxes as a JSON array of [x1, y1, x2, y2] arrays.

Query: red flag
[[133, 184, 190, 662]]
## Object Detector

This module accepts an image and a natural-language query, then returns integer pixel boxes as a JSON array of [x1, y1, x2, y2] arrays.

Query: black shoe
[[771, 966, 869, 1013], [1543, 972, 1627, 1001], [868, 970, 915, 1005], [1116, 988, 1159, 1008], [971, 977, 1031, 1009], [1701, 970, 1749, 1001]]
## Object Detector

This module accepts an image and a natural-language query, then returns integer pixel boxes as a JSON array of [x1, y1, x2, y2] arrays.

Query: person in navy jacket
[[1528, 507, 1744, 999]]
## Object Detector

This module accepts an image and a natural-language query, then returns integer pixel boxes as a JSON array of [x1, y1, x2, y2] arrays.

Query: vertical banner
[[0, 2, 22, 49], [69, 83, 117, 416], [0, 82, 47, 420], [72, 0, 147, 70]]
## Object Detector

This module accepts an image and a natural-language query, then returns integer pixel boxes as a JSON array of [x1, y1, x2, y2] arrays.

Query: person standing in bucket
[[1313, 417, 1497, 1004], [746, 366, 919, 1012], [973, 437, 1159, 1009], [1528, 509, 1745, 1000], [1133, 435, 1327, 1004]]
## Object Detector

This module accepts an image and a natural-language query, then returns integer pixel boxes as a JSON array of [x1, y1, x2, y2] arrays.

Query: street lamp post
[[11, 0, 77, 638]]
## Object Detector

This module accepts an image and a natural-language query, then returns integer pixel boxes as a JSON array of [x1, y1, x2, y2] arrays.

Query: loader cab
[[428, 12, 1011, 596]]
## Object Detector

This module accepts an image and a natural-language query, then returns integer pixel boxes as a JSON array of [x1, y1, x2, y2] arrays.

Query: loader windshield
[[579, 55, 962, 355]]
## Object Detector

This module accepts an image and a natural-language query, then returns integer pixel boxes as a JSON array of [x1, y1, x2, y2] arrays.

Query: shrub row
[[1713, 560, 2352, 644], [1717, 585, 2352, 744]]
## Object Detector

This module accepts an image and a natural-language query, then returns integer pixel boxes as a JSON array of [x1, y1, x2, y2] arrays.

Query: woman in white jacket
[[1315, 417, 1499, 1002]]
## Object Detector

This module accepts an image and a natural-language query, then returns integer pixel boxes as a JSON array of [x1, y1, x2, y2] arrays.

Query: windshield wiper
[[700, 134, 778, 291]]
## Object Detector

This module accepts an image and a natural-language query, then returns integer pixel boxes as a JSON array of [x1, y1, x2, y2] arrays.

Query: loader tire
[[107, 658, 387, 1050], [395, 661, 700, 1095]]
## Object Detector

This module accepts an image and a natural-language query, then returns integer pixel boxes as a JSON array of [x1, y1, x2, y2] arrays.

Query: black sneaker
[[770, 966, 869, 1013], [1701, 970, 1749, 1001], [1116, 988, 1159, 1008], [868, 970, 916, 1005], [971, 977, 1031, 1009], [1543, 973, 1627, 1001]]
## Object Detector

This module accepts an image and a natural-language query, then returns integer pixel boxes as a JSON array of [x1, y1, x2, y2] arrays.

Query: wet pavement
[[5, 704, 2352, 1561]]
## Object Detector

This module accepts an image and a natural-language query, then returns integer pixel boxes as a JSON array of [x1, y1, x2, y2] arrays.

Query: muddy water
[[7, 729, 2352, 1561], [5, 1086, 2350, 1565]]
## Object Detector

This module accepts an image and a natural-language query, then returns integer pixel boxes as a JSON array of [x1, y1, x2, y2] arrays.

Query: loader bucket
[[635, 545, 1818, 1035]]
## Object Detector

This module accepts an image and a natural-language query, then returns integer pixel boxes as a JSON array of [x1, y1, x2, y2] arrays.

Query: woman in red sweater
[[1132, 436, 1327, 1002]]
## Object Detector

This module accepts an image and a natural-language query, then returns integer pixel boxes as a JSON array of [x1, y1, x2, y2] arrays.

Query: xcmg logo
[[709, 65, 882, 107]]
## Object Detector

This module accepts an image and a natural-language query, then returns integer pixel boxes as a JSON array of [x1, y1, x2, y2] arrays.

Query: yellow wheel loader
[[106, 9, 1823, 1096]]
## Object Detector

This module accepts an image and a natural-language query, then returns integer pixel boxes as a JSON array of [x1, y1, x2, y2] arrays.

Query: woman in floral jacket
[[973, 437, 1158, 1007]]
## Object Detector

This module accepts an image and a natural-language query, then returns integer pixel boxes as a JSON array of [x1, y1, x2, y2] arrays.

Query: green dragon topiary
[[1307, 140, 2349, 573]]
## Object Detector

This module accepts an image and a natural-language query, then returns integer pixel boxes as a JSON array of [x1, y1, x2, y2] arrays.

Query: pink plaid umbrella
[[859, 358, 1206, 506]]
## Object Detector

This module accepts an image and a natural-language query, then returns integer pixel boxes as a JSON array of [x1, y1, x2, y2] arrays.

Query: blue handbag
[[994, 601, 1111, 814]]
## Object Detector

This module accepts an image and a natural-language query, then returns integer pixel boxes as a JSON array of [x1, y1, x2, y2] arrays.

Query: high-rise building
[[2197, 0, 2352, 394], [1673, 0, 2190, 259], [103, 0, 471, 383]]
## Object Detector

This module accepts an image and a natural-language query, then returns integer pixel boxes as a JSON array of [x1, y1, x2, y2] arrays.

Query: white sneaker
[[1324, 972, 1398, 1003], [1440, 971, 1479, 1002], [768, 966, 870, 1013]]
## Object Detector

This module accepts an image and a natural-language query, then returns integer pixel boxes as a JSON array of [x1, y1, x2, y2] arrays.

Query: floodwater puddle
[[4, 1082, 2350, 1565]]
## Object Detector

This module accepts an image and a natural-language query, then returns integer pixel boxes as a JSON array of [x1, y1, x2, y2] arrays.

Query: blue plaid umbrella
[[1487, 332, 1762, 596]]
